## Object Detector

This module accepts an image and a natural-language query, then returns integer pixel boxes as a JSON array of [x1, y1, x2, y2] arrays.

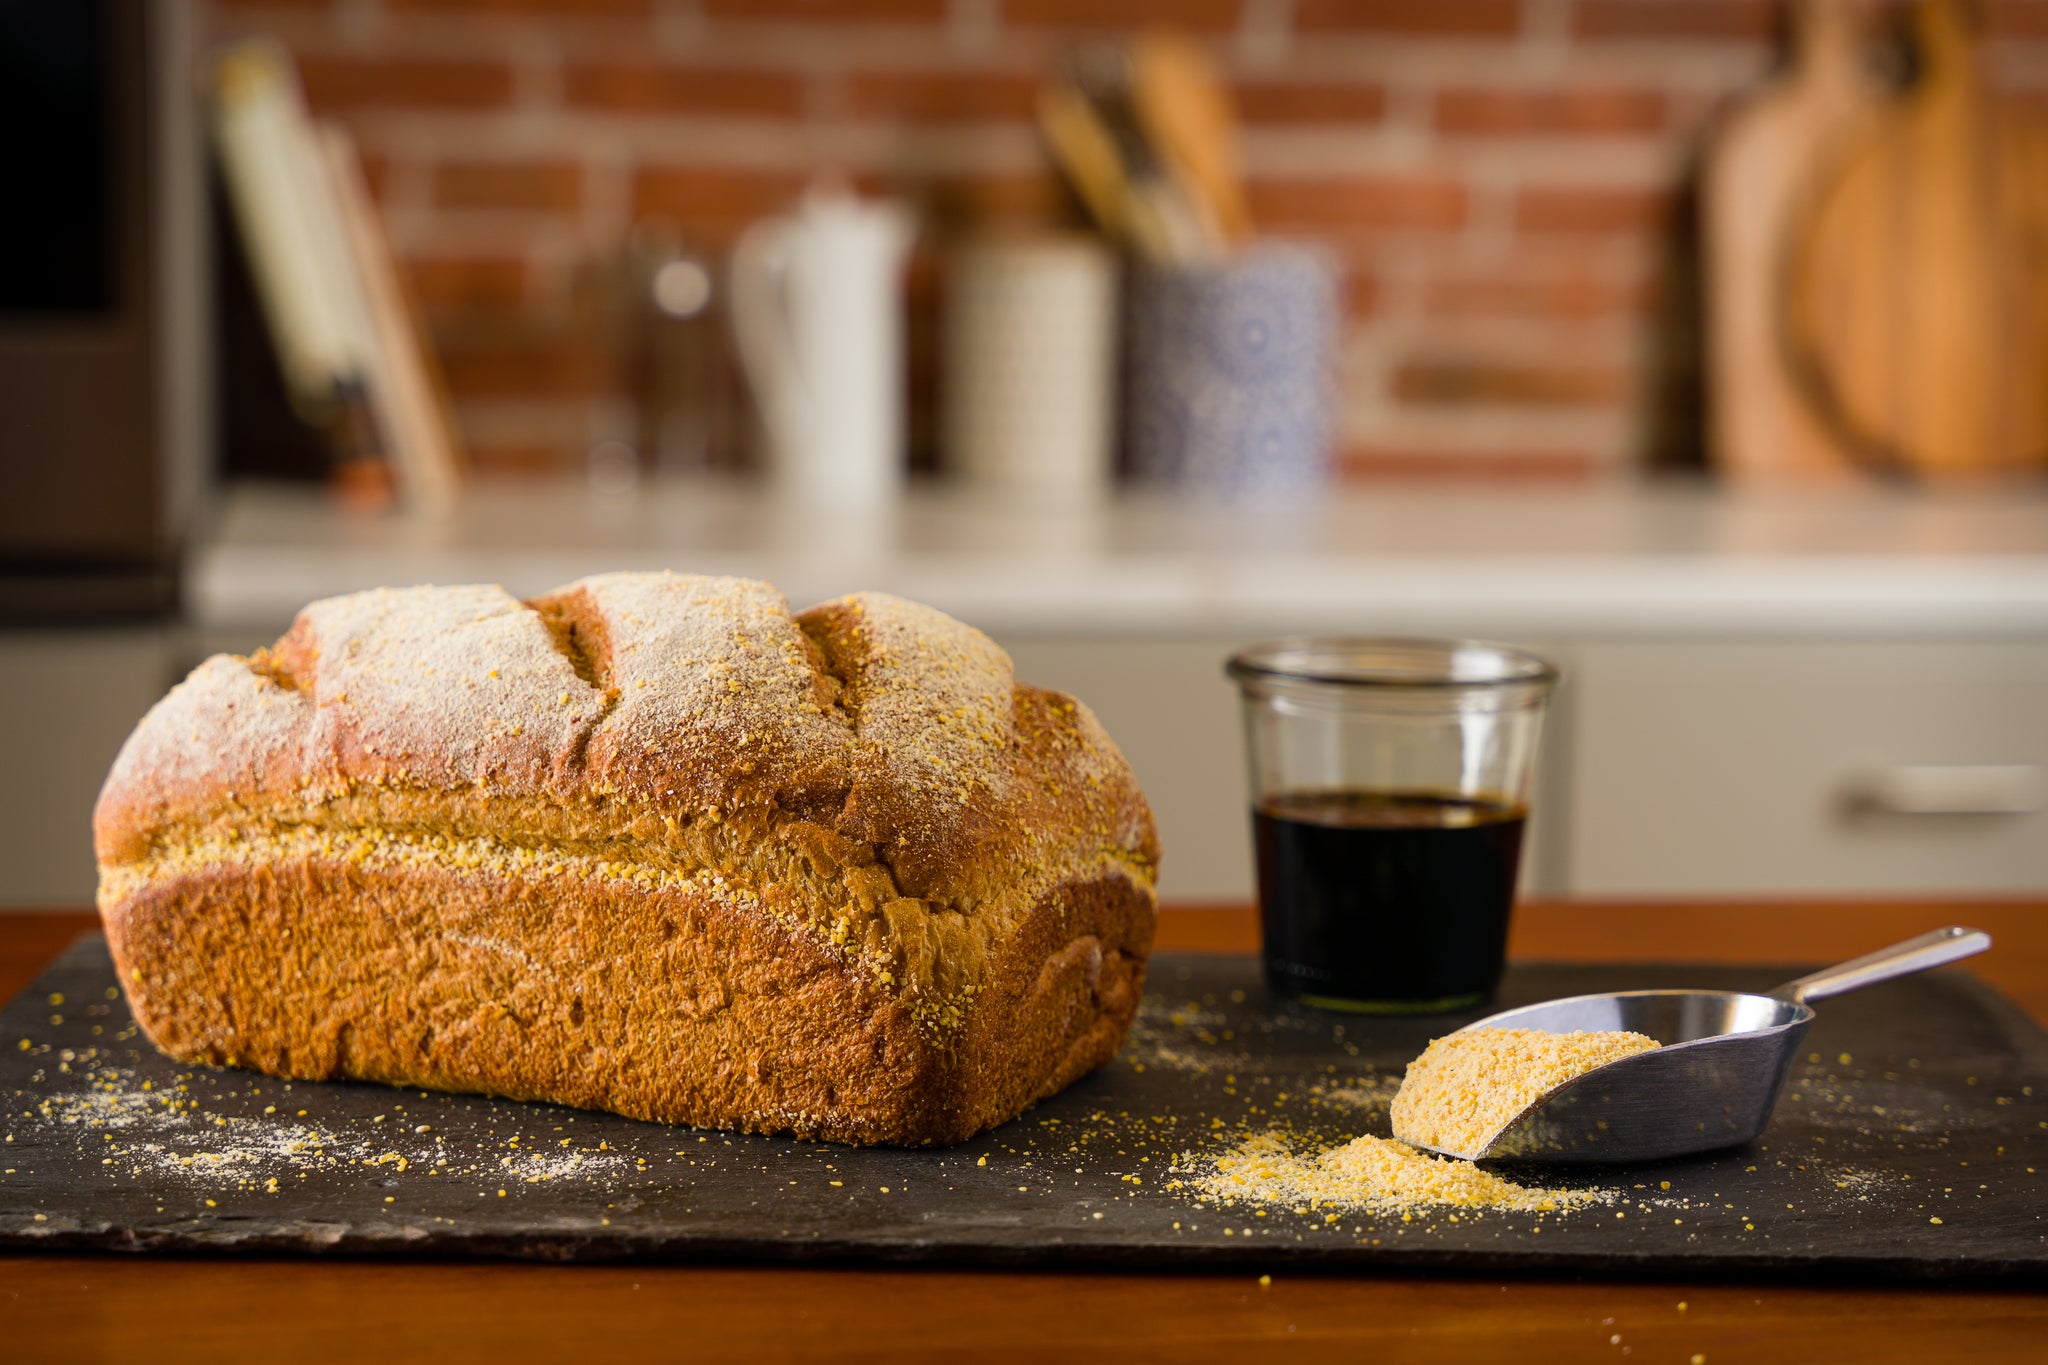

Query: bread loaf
[[94, 573, 1159, 1144]]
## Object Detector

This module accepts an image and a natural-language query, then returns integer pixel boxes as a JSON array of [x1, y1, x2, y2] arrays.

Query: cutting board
[[1786, 0, 2048, 478], [1703, 0, 1884, 483], [3, 937, 2045, 1279]]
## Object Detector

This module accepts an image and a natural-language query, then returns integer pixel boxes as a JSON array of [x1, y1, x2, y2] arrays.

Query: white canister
[[730, 189, 915, 509], [942, 236, 1118, 498]]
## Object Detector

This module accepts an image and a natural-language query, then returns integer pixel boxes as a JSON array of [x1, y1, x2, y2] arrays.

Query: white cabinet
[[998, 633, 1574, 903], [10, 626, 2043, 905], [1567, 642, 2048, 895], [0, 630, 177, 905], [1005, 635, 2048, 901], [1001, 636, 1252, 904]]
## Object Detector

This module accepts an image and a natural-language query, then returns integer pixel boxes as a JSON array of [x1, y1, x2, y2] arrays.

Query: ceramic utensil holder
[[1124, 244, 1338, 497]]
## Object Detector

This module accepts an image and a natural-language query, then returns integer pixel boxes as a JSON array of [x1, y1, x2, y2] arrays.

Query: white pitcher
[[729, 190, 915, 509]]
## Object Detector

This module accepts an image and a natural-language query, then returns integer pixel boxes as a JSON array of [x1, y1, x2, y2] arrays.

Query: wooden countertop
[[3, 901, 2044, 1360]]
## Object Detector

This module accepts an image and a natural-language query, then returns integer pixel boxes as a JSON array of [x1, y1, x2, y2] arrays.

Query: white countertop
[[189, 477, 2048, 639]]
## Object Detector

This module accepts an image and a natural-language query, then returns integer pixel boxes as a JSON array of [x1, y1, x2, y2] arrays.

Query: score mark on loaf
[[93, 573, 1159, 1145]]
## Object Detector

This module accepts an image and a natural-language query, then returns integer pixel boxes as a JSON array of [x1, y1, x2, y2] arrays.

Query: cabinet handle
[[1845, 765, 2046, 816]]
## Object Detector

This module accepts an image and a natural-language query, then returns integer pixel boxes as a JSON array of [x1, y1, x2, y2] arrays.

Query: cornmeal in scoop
[[1391, 1027, 1662, 1157]]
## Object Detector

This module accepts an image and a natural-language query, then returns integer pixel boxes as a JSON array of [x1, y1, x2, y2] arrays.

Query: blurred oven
[[0, 0, 205, 623]]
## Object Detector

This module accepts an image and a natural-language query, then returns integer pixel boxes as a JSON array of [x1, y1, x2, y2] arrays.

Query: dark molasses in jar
[[1253, 789, 1526, 1012]]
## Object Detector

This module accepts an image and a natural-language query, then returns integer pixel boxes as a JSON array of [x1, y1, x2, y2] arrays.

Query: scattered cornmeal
[[1391, 1027, 1663, 1156], [1194, 1132, 1601, 1216]]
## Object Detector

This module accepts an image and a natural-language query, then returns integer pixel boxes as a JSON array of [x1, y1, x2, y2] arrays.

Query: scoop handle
[[1771, 926, 1992, 1004]]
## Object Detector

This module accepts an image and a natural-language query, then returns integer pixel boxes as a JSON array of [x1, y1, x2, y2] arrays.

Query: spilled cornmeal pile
[[1392, 1027, 1663, 1157], [1198, 1131, 1596, 1215], [1190, 1027, 1662, 1219]]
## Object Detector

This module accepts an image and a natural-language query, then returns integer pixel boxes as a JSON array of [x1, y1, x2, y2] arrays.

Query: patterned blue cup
[[1125, 244, 1339, 498]]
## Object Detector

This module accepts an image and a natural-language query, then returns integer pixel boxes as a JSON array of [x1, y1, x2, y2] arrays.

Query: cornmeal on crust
[[93, 572, 1160, 1144]]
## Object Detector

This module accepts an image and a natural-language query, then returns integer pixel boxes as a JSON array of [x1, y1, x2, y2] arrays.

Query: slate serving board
[[3, 936, 2045, 1280]]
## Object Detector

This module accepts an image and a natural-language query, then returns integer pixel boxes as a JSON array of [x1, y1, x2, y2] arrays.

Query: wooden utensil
[[1037, 82, 1143, 251], [1702, 0, 1884, 483], [1786, 0, 2048, 479], [320, 125, 464, 513], [1072, 45, 1219, 263], [1131, 30, 1253, 246], [1039, 47, 1221, 264]]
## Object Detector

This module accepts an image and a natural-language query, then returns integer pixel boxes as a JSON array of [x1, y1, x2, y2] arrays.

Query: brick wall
[[202, 0, 2048, 482]]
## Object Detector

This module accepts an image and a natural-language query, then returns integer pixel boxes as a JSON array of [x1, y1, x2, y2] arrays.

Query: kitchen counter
[[1, 900, 2043, 1359], [189, 478, 2048, 638]]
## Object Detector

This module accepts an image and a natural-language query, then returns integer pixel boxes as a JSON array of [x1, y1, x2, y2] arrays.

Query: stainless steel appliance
[[0, 0, 205, 622]]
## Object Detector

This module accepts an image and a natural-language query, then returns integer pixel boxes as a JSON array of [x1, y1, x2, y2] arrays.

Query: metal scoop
[[1408, 926, 1992, 1165]]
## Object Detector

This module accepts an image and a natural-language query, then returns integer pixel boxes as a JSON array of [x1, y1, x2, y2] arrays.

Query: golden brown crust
[[93, 573, 1159, 1145]]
